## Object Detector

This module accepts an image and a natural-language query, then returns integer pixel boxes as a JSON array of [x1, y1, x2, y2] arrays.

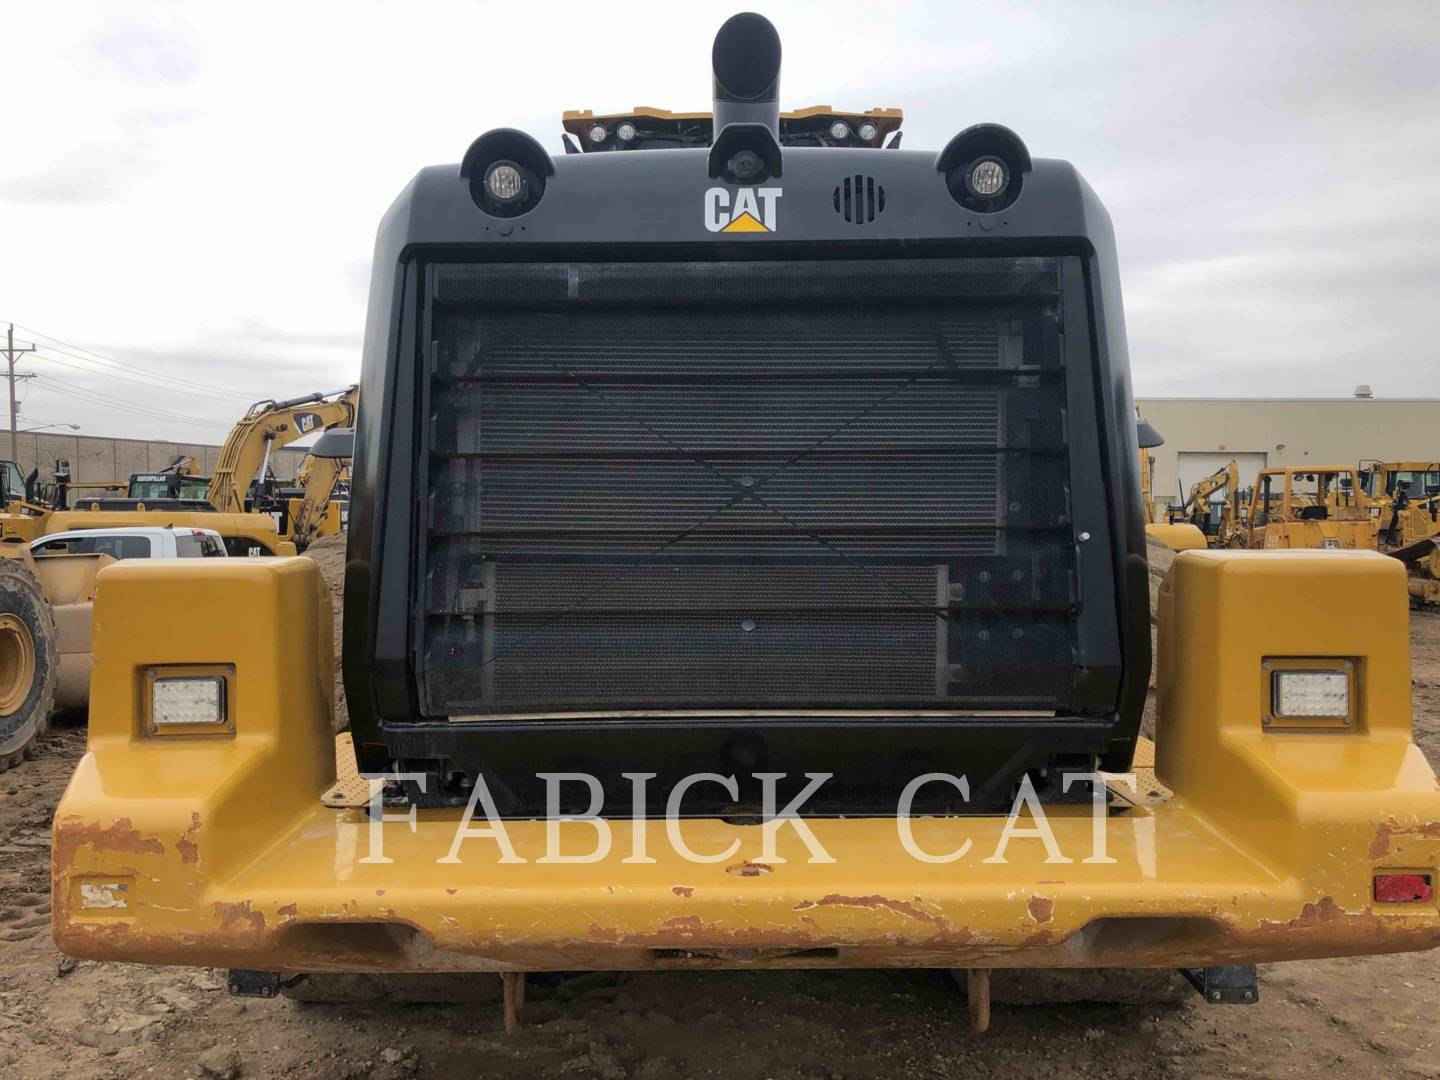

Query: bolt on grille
[[418, 257, 1080, 717]]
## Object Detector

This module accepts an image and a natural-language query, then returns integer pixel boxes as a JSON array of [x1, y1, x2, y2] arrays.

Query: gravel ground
[[0, 543, 1436, 1079]]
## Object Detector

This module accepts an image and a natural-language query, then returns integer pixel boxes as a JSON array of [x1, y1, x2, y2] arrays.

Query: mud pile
[[302, 533, 348, 730]]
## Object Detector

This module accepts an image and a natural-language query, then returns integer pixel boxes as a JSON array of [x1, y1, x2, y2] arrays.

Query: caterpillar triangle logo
[[704, 187, 782, 233]]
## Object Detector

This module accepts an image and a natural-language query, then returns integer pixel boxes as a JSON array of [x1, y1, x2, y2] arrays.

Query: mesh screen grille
[[419, 257, 1077, 715]]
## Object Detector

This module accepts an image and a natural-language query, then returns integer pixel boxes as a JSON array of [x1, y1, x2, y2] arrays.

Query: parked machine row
[[1139, 420, 1439, 604]]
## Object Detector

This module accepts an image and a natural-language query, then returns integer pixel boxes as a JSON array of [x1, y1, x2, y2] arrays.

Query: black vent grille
[[418, 257, 1077, 717], [833, 175, 886, 223]]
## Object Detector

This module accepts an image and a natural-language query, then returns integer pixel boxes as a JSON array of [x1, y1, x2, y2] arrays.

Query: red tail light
[[1374, 874, 1434, 903]]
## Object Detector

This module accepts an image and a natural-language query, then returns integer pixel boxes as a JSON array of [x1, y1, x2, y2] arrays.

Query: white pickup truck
[[30, 526, 229, 560]]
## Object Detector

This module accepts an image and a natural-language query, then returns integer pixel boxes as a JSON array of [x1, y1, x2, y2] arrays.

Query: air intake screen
[[833, 175, 886, 223], [419, 257, 1079, 716]]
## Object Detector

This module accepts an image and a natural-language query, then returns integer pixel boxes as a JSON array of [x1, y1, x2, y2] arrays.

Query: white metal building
[[1135, 392, 1440, 514]]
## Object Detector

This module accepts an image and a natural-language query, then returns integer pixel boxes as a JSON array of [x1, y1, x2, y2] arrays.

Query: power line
[[28, 339, 258, 402], [5, 324, 37, 461], [30, 375, 224, 427], [3, 321, 262, 400], [29, 374, 228, 430], [31, 350, 257, 404]]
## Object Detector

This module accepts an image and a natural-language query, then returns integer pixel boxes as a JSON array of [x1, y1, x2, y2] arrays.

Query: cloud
[[114, 106, 195, 134], [0, 143, 160, 205], [3, 0, 1439, 444], [227, 318, 364, 353], [87, 17, 203, 85]]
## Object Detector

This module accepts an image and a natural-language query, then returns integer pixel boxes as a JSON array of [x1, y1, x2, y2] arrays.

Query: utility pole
[[5, 324, 37, 463]]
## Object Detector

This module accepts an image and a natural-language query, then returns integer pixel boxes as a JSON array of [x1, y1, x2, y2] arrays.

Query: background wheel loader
[[0, 549, 58, 770]]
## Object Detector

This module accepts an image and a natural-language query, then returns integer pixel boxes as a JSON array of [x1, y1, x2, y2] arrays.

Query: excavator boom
[[206, 386, 358, 514], [287, 451, 349, 549]]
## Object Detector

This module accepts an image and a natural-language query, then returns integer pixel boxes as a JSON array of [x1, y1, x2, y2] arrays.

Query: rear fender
[[1157, 550, 1438, 891]]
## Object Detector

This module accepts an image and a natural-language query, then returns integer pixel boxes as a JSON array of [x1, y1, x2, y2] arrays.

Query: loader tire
[[0, 557, 58, 772]]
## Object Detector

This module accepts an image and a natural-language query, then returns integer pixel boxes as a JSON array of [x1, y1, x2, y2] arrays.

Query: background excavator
[[1167, 459, 1244, 548], [207, 387, 357, 535], [123, 455, 208, 504], [39, 386, 358, 551], [282, 438, 353, 549]]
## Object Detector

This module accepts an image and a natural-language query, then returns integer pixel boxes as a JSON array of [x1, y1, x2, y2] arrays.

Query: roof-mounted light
[[828, 120, 851, 142]]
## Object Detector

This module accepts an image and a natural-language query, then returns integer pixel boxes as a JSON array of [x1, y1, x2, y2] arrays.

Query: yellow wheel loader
[[50, 13, 1440, 1026], [0, 549, 59, 770]]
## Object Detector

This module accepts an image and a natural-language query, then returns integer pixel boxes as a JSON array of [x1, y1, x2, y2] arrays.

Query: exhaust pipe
[[712, 12, 781, 138]]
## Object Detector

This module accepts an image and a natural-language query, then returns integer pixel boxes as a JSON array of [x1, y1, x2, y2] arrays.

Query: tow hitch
[[1181, 965, 1259, 1004]]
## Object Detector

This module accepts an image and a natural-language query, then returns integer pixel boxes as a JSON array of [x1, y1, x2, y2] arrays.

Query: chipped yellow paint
[[50, 553, 1440, 974]]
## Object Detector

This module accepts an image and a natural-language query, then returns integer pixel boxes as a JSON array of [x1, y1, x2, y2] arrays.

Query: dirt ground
[[2, 544, 1438, 1079]]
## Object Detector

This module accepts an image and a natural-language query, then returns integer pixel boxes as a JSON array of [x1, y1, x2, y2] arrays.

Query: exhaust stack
[[711, 12, 781, 139]]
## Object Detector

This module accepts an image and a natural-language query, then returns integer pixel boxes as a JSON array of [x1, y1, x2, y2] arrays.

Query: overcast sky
[[1, 0, 1437, 443]]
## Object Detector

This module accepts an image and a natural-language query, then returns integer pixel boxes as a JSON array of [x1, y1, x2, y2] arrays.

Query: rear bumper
[[51, 742, 1440, 973], [51, 553, 1440, 973]]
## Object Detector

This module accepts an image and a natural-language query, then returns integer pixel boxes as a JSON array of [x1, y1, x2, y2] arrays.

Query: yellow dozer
[[1238, 466, 1378, 551], [49, 14, 1440, 1029], [1361, 461, 1440, 605]]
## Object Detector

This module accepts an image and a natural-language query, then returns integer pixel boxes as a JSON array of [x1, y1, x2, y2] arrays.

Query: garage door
[[1176, 451, 1268, 503]]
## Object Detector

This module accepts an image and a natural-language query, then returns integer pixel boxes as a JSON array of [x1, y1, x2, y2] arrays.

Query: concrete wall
[[5, 432, 309, 485], [1136, 398, 1440, 513]]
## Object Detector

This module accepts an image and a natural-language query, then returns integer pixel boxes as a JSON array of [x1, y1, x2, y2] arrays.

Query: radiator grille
[[418, 257, 1077, 716]]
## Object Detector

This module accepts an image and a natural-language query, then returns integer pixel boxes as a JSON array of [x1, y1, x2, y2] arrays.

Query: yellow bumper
[[52, 554, 1440, 973], [1144, 522, 1208, 552]]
